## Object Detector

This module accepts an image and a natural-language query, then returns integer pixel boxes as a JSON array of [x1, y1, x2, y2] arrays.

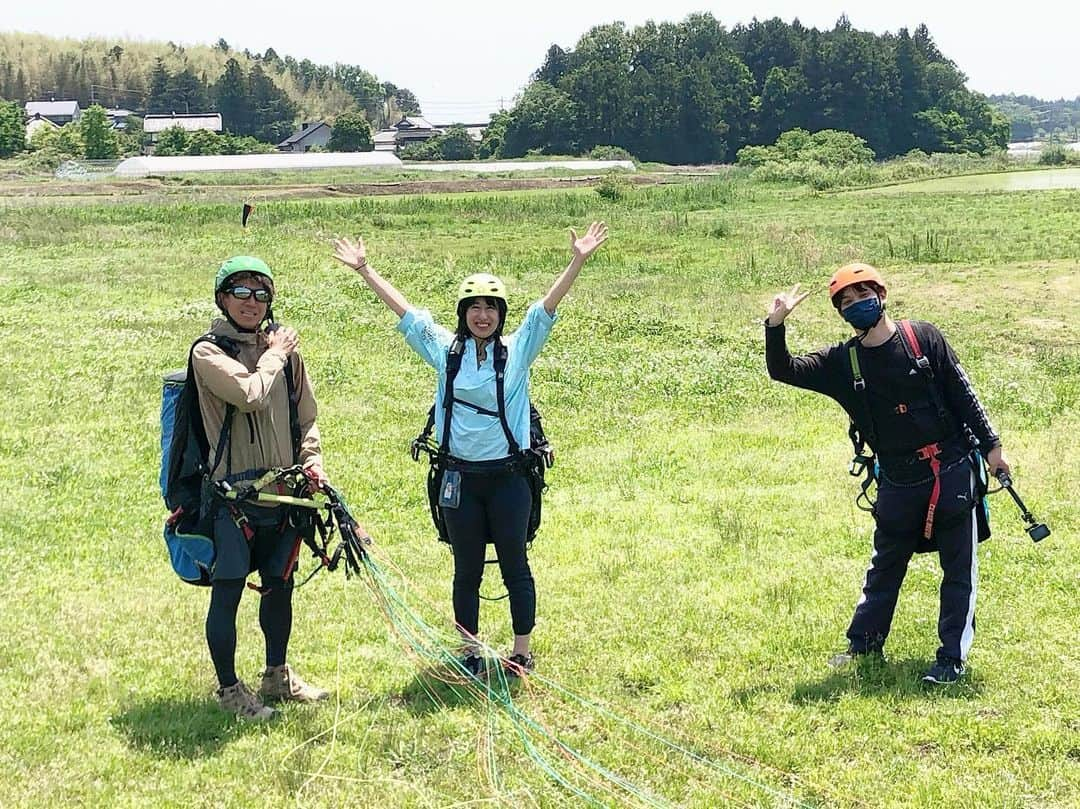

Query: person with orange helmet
[[332, 223, 608, 678], [764, 263, 1008, 685]]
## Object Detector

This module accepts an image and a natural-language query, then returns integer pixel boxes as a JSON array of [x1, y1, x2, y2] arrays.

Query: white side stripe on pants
[[958, 469, 979, 661]]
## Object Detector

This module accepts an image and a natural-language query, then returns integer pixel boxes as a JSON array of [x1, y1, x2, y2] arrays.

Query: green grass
[[847, 167, 1080, 194], [0, 175, 1077, 807]]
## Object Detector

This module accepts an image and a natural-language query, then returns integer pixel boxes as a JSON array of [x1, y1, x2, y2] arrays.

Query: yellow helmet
[[457, 273, 507, 303]]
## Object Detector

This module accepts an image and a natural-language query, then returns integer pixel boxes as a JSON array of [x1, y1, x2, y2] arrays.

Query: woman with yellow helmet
[[333, 223, 608, 676]]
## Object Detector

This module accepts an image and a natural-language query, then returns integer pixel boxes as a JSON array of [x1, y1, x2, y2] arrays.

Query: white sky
[[5, 1, 1076, 121]]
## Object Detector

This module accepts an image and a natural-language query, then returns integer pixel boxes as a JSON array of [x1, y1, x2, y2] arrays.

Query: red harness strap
[[915, 442, 942, 539]]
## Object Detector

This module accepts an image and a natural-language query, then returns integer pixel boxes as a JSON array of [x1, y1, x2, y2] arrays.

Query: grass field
[[848, 167, 1080, 194], [0, 172, 1076, 807]]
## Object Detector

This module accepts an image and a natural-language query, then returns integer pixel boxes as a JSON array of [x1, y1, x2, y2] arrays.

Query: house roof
[[395, 116, 437, 131], [25, 100, 80, 117], [143, 113, 223, 133], [278, 121, 329, 147]]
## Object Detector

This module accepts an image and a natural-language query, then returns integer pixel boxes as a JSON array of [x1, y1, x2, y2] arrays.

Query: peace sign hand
[[767, 284, 811, 326]]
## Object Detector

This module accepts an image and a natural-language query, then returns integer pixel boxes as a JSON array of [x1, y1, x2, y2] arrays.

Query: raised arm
[[542, 221, 608, 315], [333, 236, 411, 318], [763, 284, 839, 396]]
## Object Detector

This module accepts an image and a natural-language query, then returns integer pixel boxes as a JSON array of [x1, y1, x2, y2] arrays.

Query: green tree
[[476, 110, 509, 159], [54, 122, 85, 157], [118, 115, 143, 156], [214, 58, 249, 135], [0, 98, 25, 157], [432, 125, 476, 160], [393, 87, 421, 116], [328, 111, 373, 151], [166, 67, 210, 114], [755, 66, 810, 145], [248, 64, 297, 143], [502, 81, 579, 157], [147, 58, 172, 113], [153, 125, 189, 155], [185, 129, 223, 155], [79, 104, 119, 159], [28, 123, 59, 151]]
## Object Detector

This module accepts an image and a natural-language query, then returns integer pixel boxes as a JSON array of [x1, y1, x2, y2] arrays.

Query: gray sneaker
[[217, 680, 277, 721], [259, 664, 330, 703]]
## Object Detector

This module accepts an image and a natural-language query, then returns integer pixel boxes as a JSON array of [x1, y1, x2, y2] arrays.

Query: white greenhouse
[[114, 151, 402, 176]]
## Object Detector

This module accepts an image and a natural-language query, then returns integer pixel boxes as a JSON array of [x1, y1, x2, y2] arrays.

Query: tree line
[[989, 94, 1080, 142], [494, 14, 1009, 163], [0, 33, 421, 142]]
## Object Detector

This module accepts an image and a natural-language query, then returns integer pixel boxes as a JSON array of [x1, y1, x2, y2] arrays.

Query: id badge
[[439, 469, 462, 509]]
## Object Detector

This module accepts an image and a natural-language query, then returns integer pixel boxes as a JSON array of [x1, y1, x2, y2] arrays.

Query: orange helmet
[[828, 263, 886, 307]]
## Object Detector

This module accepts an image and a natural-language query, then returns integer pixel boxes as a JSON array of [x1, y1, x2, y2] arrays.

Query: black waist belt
[[444, 454, 531, 475], [878, 434, 971, 469]]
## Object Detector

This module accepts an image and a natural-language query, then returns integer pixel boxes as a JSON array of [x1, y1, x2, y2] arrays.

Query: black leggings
[[205, 576, 293, 688], [441, 469, 535, 637]]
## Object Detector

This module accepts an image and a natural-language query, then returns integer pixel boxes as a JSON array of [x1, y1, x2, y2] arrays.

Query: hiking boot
[[503, 652, 535, 678], [259, 664, 330, 703], [459, 653, 486, 677], [828, 647, 885, 669], [921, 657, 966, 685], [217, 680, 277, 722]]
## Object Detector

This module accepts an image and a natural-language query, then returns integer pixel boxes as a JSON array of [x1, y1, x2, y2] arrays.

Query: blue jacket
[[398, 301, 557, 461]]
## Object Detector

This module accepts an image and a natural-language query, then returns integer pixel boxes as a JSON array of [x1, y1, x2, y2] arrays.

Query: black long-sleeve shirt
[[766, 320, 999, 476]]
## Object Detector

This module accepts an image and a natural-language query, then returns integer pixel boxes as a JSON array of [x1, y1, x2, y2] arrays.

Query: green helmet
[[215, 256, 274, 293]]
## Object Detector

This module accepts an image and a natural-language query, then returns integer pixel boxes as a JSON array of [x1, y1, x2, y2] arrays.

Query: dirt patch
[[0, 173, 671, 202]]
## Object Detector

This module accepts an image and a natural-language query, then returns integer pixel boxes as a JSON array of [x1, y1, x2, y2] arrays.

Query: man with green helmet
[[333, 223, 608, 677], [192, 255, 330, 720]]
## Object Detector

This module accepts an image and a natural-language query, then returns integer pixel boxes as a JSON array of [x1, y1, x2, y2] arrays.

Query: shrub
[[589, 145, 635, 162], [1038, 145, 1069, 165], [595, 171, 632, 201]]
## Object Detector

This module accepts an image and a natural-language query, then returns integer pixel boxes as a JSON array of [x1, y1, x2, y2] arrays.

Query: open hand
[[570, 221, 608, 262], [767, 284, 811, 326], [332, 236, 368, 272]]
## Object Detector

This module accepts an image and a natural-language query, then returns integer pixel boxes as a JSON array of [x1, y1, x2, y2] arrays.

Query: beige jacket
[[192, 318, 322, 488]]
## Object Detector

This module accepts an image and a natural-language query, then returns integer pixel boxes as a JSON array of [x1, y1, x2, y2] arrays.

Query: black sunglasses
[[227, 286, 272, 303]]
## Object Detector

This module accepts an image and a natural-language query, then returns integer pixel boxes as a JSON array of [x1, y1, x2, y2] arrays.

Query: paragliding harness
[[845, 320, 989, 544], [410, 336, 554, 557], [161, 334, 366, 587]]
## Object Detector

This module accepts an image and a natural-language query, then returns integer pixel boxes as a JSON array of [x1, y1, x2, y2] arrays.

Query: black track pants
[[441, 468, 535, 637], [846, 459, 980, 662]]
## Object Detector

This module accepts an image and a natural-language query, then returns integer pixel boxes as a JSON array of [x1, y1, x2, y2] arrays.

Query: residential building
[[24, 99, 81, 126], [278, 121, 331, 153]]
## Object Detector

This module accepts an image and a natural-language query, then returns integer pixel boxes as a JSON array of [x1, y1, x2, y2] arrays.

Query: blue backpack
[[159, 334, 239, 585]]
